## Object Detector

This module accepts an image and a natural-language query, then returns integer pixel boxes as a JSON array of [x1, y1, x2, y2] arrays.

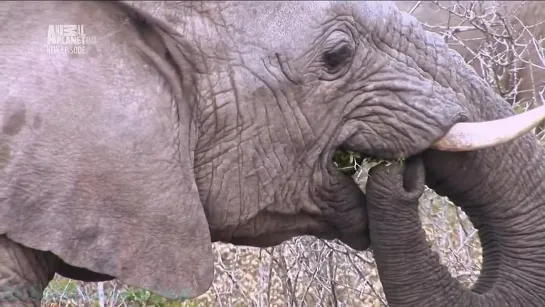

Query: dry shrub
[[42, 1, 545, 306]]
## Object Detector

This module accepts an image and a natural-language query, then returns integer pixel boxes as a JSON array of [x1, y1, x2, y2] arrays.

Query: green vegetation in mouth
[[332, 149, 364, 176], [332, 149, 406, 176]]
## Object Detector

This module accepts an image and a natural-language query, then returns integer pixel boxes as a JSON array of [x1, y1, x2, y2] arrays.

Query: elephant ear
[[118, 1, 205, 47], [1, 127, 213, 299], [0, 2, 213, 297], [1, 117, 213, 298], [118, 1, 185, 27]]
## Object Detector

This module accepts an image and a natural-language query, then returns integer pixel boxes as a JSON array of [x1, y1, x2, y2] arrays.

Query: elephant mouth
[[331, 105, 545, 250], [335, 104, 545, 173]]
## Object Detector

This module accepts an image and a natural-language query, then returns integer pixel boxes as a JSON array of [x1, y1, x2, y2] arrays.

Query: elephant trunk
[[369, 134, 545, 306]]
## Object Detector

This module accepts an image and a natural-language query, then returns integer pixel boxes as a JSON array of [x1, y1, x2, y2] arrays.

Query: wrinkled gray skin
[[362, 2, 545, 306], [0, 0, 527, 305], [396, 1, 545, 115], [367, 136, 545, 306]]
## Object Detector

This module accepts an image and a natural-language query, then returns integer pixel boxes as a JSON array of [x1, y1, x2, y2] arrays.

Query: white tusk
[[431, 105, 545, 151]]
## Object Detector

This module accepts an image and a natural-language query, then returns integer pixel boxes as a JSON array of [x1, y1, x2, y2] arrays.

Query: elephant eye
[[323, 43, 353, 72]]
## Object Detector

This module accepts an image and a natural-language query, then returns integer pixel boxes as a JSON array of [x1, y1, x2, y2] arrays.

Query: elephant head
[[1, 0, 544, 302]]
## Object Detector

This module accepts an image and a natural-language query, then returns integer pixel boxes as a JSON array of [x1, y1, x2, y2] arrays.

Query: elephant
[[395, 1, 545, 132], [1, 1, 545, 306], [365, 134, 545, 305]]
